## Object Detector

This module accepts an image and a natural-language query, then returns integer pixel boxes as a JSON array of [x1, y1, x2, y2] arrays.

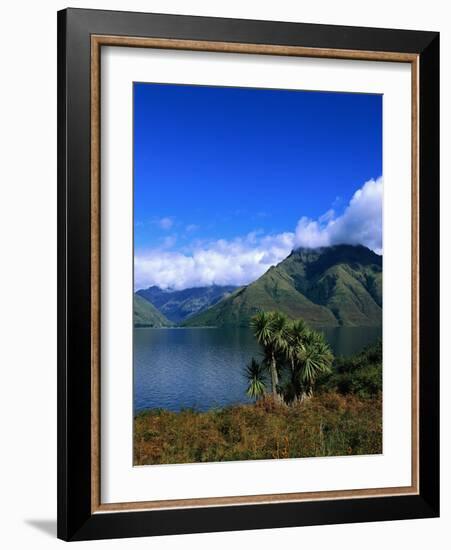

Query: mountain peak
[[183, 244, 382, 328], [293, 243, 378, 255], [290, 243, 381, 265]]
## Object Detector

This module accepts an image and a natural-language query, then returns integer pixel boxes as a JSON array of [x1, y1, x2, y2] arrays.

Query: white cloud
[[135, 177, 382, 290], [134, 232, 294, 290], [157, 217, 174, 230], [294, 177, 383, 254]]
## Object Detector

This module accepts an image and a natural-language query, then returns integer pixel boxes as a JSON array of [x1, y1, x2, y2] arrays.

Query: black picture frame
[[57, 7, 439, 541]]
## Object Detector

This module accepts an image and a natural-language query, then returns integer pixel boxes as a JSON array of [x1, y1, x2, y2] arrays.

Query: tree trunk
[[300, 388, 313, 402], [270, 352, 279, 399]]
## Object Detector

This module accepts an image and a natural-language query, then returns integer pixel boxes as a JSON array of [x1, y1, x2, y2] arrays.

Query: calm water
[[134, 326, 381, 413]]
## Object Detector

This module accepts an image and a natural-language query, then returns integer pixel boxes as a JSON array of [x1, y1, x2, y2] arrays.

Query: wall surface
[[0, 1, 448, 548]]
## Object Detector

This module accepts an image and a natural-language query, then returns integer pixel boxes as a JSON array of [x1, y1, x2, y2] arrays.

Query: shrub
[[316, 340, 382, 398]]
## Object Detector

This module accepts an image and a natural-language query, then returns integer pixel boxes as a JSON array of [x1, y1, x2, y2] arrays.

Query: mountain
[[136, 285, 239, 323], [133, 294, 172, 327], [182, 245, 382, 328]]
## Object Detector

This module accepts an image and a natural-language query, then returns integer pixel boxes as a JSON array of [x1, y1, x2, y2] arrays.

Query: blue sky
[[134, 83, 382, 290]]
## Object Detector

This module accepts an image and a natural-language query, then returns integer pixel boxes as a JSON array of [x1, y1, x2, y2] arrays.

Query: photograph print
[[133, 83, 383, 466]]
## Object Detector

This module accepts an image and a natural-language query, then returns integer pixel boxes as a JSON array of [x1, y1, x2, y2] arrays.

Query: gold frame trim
[[90, 35, 420, 514]]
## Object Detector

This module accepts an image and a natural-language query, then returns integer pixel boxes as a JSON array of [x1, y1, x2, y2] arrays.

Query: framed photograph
[[57, 8, 439, 541]]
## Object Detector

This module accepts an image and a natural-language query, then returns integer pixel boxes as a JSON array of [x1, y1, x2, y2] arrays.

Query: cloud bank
[[135, 177, 382, 290], [294, 177, 382, 254]]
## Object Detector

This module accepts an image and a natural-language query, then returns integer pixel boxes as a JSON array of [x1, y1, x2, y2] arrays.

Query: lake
[[134, 326, 381, 413]]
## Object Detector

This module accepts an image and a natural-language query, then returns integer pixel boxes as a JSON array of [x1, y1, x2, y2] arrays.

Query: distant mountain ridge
[[182, 245, 382, 328], [136, 284, 239, 323]]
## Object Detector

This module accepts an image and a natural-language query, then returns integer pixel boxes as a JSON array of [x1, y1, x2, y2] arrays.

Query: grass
[[134, 392, 382, 465]]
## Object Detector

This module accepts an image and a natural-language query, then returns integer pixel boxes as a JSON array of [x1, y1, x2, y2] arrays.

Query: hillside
[[133, 294, 172, 327], [136, 285, 238, 323], [183, 245, 382, 328]]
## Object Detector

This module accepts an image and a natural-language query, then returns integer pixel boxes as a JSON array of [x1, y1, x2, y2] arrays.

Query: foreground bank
[[134, 392, 381, 465]]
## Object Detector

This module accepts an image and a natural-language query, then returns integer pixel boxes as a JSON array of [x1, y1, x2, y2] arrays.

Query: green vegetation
[[182, 245, 382, 328], [248, 312, 333, 403], [244, 358, 266, 400], [133, 294, 172, 327], [316, 340, 382, 399], [134, 393, 382, 464]]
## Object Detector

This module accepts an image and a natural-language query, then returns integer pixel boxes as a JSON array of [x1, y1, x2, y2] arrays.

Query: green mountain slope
[[133, 294, 172, 327], [136, 285, 239, 323], [183, 245, 382, 328]]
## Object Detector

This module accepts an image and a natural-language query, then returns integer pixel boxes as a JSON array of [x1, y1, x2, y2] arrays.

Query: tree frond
[[244, 357, 267, 400], [249, 313, 334, 404]]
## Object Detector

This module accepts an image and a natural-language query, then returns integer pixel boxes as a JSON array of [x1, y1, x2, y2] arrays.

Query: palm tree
[[244, 358, 266, 400], [296, 329, 333, 398], [250, 311, 289, 399], [286, 319, 308, 372], [250, 312, 334, 405]]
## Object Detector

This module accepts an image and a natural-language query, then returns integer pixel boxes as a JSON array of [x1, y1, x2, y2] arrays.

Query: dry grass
[[134, 392, 382, 465]]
